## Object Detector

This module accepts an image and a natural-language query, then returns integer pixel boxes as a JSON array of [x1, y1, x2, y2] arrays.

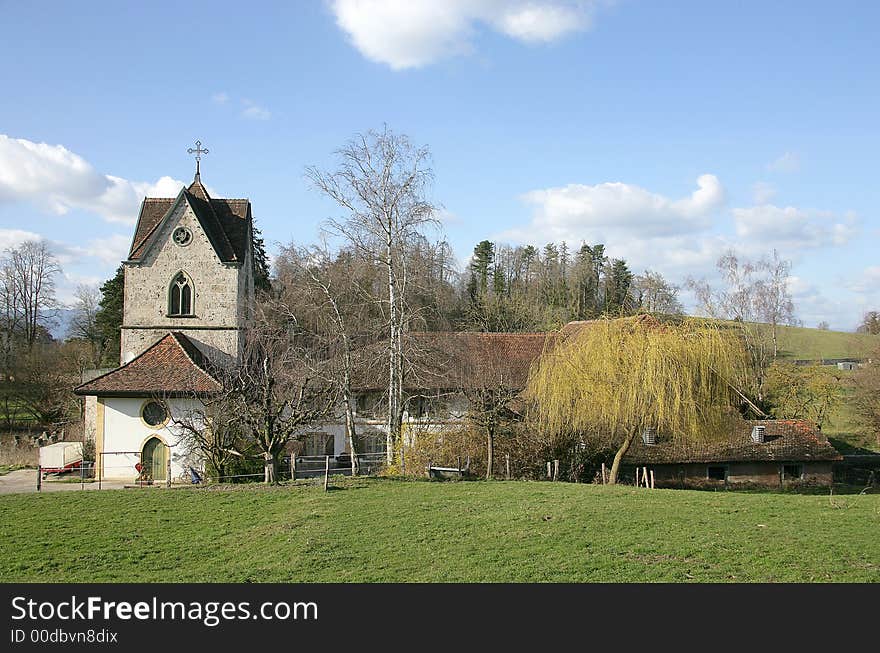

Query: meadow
[[0, 478, 877, 583]]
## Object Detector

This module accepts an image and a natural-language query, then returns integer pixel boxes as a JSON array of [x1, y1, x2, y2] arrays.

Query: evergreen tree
[[94, 265, 124, 366], [470, 240, 495, 297], [604, 259, 634, 315], [252, 222, 272, 294]]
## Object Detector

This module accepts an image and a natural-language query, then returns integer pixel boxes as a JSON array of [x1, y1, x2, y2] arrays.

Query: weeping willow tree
[[526, 315, 750, 484]]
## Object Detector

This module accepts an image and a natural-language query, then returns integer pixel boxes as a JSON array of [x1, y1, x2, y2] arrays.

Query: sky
[[0, 0, 878, 331]]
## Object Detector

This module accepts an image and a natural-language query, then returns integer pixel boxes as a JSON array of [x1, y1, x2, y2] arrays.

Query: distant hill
[[775, 324, 877, 361], [47, 308, 75, 341]]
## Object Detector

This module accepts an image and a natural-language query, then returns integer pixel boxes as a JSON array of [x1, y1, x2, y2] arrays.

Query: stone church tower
[[120, 167, 254, 367], [74, 153, 255, 483]]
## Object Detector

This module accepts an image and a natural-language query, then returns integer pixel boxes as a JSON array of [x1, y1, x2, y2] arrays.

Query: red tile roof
[[352, 332, 548, 391], [623, 419, 842, 464], [74, 332, 222, 397]]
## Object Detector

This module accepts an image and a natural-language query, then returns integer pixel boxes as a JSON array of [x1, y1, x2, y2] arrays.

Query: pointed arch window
[[169, 272, 194, 316]]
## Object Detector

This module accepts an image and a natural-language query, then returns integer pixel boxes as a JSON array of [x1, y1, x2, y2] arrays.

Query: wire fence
[[33, 452, 390, 491]]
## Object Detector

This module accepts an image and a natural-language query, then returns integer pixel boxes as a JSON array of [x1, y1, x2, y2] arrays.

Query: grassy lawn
[[776, 325, 877, 361], [0, 478, 877, 582]]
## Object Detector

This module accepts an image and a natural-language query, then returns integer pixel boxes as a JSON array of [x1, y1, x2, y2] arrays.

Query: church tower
[[119, 151, 254, 367], [75, 145, 256, 483]]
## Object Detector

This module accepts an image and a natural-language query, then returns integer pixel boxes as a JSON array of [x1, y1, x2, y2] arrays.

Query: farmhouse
[[74, 157, 252, 483], [622, 420, 842, 488]]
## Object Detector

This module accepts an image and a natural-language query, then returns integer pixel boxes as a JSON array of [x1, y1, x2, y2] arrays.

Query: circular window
[[142, 401, 168, 427], [172, 227, 193, 247]]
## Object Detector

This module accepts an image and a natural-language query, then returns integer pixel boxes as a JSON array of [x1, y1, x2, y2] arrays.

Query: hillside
[[775, 324, 877, 361], [0, 479, 877, 582]]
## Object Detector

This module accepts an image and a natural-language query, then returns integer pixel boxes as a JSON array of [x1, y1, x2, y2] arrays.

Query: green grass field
[[1, 478, 877, 582], [776, 325, 877, 361]]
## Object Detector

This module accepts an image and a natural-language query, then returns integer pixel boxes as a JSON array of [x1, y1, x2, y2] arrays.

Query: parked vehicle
[[39, 442, 83, 476]]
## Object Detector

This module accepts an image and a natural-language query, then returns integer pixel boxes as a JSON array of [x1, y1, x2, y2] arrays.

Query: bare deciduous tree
[[275, 242, 375, 475], [69, 283, 104, 367], [1, 240, 60, 352], [688, 249, 796, 403], [633, 269, 684, 315], [170, 389, 248, 482], [307, 126, 439, 464], [234, 312, 338, 483]]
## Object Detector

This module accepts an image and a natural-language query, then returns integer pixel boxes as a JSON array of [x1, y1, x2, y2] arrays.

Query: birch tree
[[306, 126, 438, 464], [688, 249, 796, 403]]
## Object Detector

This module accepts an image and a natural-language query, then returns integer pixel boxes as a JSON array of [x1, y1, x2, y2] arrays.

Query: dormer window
[[169, 272, 194, 316]]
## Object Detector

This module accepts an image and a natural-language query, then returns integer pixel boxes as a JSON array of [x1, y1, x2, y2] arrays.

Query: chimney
[[751, 425, 766, 444]]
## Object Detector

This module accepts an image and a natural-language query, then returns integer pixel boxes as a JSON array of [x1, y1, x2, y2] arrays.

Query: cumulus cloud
[[330, 0, 595, 70], [511, 174, 725, 243], [0, 135, 185, 224], [74, 234, 132, 265], [211, 91, 229, 105], [766, 151, 801, 174], [732, 204, 857, 250], [0, 228, 45, 251]]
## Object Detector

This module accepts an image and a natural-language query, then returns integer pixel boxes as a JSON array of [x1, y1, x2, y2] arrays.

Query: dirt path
[[0, 469, 128, 494]]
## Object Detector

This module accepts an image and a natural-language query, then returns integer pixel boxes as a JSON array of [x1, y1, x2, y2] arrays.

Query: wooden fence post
[[291, 456, 296, 482], [36, 466, 41, 492], [601, 462, 606, 485], [546, 461, 552, 480], [650, 470, 655, 490], [553, 459, 560, 481], [166, 459, 172, 488], [505, 453, 510, 481], [323, 455, 330, 492]]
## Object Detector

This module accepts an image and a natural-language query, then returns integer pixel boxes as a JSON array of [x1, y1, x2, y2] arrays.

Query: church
[[75, 147, 254, 483]]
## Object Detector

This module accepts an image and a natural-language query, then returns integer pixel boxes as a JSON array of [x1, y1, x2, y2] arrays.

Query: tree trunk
[[385, 234, 398, 465], [608, 427, 638, 485], [486, 428, 494, 480], [263, 451, 277, 484], [344, 392, 359, 476]]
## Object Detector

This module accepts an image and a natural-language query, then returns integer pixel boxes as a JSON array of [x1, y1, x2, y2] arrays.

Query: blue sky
[[1, 0, 878, 330]]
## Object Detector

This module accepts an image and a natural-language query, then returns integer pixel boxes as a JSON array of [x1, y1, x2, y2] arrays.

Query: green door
[[142, 437, 167, 482]]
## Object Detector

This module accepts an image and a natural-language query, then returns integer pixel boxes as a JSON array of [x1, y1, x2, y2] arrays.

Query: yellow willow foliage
[[526, 316, 750, 443]]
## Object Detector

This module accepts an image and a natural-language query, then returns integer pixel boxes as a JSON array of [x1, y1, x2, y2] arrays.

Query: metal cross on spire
[[187, 140, 209, 180]]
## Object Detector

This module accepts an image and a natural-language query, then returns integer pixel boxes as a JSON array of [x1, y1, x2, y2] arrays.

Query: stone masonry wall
[[121, 198, 251, 365]]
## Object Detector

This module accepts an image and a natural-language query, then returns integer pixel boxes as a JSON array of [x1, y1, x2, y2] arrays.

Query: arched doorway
[[142, 436, 168, 482]]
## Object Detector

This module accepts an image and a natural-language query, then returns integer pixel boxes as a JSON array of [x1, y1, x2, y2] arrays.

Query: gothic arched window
[[169, 272, 194, 316]]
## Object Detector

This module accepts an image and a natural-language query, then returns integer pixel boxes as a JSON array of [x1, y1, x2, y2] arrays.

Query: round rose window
[[142, 401, 168, 427], [172, 227, 193, 246]]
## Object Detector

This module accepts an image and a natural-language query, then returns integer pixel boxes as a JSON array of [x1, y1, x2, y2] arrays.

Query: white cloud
[[766, 151, 801, 174], [512, 174, 725, 243], [752, 181, 776, 204], [330, 0, 595, 70], [0, 228, 45, 251], [72, 234, 132, 266], [212, 91, 229, 105], [732, 204, 857, 250], [241, 99, 271, 121], [0, 135, 186, 224]]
